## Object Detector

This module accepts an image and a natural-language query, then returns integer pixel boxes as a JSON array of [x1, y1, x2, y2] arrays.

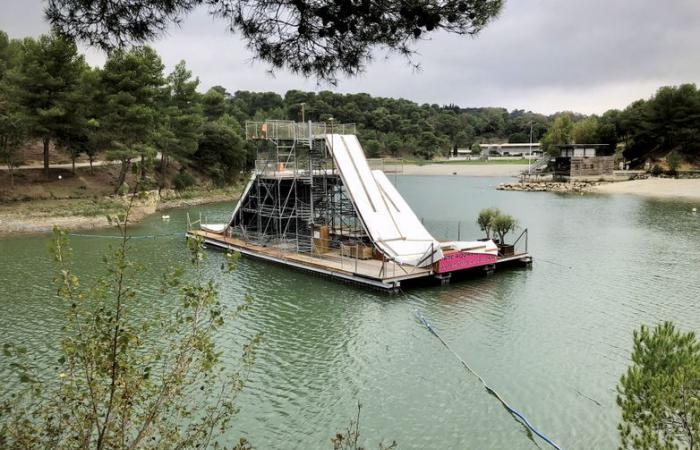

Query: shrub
[[117, 182, 130, 196], [666, 151, 682, 176], [173, 171, 195, 191], [650, 164, 663, 176]]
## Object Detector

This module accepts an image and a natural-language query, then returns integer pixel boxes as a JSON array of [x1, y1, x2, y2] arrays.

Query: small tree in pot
[[477, 208, 500, 240], [492, 213, 519, 256]]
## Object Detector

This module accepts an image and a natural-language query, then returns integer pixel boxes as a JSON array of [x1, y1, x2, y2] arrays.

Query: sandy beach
[[401, 163, 525, 177], [591, 178, 700, 201]]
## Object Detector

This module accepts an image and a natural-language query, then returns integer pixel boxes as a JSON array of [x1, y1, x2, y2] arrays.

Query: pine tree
[[618, 322, 700, 450], [5, 33, 85, 177], [156, 60, 203, 188], [99, 47, 164, 193]]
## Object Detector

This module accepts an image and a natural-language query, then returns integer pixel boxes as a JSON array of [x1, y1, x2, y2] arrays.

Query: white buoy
[[693, 207, 697, 213], [161, 215, 170, 221], [57, 175, 62, 180]]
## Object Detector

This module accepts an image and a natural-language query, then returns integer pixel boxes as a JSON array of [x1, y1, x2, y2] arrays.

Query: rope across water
[[415, 310, 563, 450], [68, 232, 184, 240]]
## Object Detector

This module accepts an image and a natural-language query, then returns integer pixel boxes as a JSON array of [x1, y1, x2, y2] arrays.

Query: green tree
[[55, 65, 100, 174], [194, 119, 246, 185], [492, 213, 518, 244], [415, 131, 445, 160], [598, 109, 620, 151], [477, 207, 499, 239], [621, 84, 700, 164], [99, 47, 165, 192], [202, 87, 227, 121], [572, 116, 600, 144], [541, 114, 574, 156], [364, 139, 382, 158], [508, 132, 529, 143], [157, 60, 204, 188], [48, 0, 503, 82], [0, 217, 260, 449], [6, 32, 86, 177], [617, 322, 700, 450], [0, 32, 27, 186], [0, 31, 12, 77], [666, 150, 682, 175], [0, 98, 28, 186]]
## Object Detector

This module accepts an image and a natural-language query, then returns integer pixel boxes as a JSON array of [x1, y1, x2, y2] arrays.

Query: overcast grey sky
[[2, 0, 700, 114]]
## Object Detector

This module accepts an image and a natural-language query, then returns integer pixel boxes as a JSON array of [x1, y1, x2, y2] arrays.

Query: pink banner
[[437, 252, 497, 274]]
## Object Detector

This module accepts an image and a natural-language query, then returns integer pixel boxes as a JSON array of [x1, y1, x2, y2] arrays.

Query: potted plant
[[492, 213, 518, 256], [477, 207, 500, 242]]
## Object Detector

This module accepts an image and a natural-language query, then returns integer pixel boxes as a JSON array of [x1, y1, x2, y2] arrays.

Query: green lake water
[[1, 175, 699, 449]]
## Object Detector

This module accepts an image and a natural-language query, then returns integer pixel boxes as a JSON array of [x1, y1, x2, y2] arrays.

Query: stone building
[[554, 144, 614, 178]]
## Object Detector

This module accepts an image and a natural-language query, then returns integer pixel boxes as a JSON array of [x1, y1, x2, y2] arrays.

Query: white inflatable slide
[[326, 134, 443, 267]]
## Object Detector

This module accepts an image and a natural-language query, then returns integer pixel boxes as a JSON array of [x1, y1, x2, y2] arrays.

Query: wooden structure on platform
[[554, 144, 614, 178]]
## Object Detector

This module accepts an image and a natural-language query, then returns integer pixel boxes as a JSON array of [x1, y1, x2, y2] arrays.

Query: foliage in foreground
[[46, 0, 503, 82], [618, 322, 700, 450], [0, 214, 261, 449], [331, 403, 397, 450]]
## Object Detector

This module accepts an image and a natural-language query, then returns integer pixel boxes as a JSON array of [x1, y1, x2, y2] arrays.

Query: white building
[[479, 143, 542, 157]]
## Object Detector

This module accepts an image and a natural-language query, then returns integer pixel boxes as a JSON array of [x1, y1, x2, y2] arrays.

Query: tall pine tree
[[6, 33, 85, 177], [156, 60, 203, 188], [99, 47, 164, 193]]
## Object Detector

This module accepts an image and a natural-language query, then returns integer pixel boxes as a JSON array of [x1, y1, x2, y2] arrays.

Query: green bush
[[666, 151, 682, 176], [139, 175, 159, 191], [117, 182, 130, 196], [173, 171, 195, 191], [650, 164, 663, 176]]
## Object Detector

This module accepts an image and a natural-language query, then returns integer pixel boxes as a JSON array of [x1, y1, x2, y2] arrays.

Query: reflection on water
[[1, 176, 699, 449]]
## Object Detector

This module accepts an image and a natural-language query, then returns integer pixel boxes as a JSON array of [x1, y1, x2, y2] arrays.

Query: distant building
[[479, 143, 542, 157], [554, 144, 614, 178]]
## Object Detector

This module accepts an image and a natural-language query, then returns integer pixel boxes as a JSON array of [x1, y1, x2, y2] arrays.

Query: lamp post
[[528, 121, 533, 177]]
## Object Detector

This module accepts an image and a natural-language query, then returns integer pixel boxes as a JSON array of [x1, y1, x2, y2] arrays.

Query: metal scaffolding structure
[[230, 120, 366, 255]]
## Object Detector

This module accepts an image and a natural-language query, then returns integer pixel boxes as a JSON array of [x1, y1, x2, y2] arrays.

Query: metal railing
[[245, 120, 357, 141], [254, 159, 338, 178]]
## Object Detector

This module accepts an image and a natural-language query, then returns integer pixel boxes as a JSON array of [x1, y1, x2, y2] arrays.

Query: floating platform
[[186, 229, 532, 292], [186, 121, 532, 292]]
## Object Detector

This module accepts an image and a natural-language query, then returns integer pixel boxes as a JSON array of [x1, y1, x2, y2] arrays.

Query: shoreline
[[3, 174, 698, 238], [0, 187, 241, 237], [401, 163, 526, 177], [498, 177, 700, 201], [589, 177, 700, 200]]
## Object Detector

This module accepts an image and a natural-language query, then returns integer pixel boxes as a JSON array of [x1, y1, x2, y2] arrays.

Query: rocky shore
[[498, 177, 700, 200], [497, 181, 599, 193]]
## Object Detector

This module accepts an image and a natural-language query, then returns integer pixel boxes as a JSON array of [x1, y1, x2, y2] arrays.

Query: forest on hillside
[[1, 30, 699, 192]]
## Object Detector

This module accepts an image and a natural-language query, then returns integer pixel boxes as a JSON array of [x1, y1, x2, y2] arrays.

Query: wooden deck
[[187, 230, 532, 291], [188, 230, 433, 290]]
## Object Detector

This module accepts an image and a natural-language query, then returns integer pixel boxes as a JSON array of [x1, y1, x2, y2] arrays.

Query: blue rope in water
[[68, 232, 184, 240], [414, 310, 563, 450]]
